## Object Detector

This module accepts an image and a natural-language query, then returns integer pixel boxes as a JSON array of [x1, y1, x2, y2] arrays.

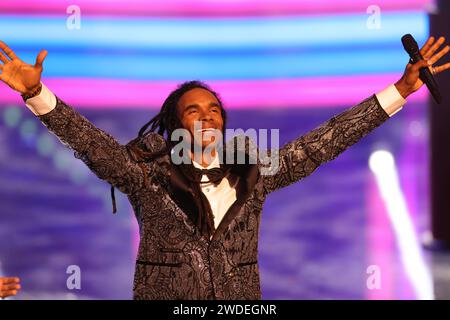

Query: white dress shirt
[[192, 154, 238, 230], [25, 82, 407, 229]]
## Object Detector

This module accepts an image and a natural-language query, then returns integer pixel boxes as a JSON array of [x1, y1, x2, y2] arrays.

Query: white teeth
[[196, 128, 216, 133]]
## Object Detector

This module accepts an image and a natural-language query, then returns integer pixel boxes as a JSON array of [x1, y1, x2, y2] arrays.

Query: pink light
[[0, 75, 427, 110], [0, 0, 431, 17]]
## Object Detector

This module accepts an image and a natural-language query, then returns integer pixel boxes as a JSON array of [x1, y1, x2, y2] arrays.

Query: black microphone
[[401, 34, 442, 104]]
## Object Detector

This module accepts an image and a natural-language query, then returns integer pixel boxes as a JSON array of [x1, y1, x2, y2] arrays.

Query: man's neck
[[191, 148, 218, 168]]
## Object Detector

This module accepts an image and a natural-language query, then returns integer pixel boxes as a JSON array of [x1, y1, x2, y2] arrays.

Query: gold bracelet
[[21, 83, 43, 102]]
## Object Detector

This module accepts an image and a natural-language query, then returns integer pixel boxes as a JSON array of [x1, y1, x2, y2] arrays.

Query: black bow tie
[[192, 167, 225, 185]]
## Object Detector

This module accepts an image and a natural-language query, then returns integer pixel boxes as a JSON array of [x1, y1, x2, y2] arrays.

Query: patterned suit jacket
[[37, 95, 389, 299]]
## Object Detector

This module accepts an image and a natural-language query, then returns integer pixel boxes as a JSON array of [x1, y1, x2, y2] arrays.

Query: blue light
[[15, 48, 410, 80], [19, 118, 37, 141], [0, 12, 428, 80], [53, 149, 73, 171], [3, 106, 22, 128], [0, 12, 428, 52], [36, 133, 56, 157]]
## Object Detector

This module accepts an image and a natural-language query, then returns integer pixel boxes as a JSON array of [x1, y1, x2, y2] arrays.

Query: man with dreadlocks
[[1, 37, 450, 299]]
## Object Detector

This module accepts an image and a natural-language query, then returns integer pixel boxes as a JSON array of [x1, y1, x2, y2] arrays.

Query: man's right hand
[[0, 40, 47, 95], [0, 277, 21, 299]]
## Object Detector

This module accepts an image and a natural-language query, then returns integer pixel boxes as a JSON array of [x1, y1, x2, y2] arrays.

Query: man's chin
[[191, 140, 220, 152]]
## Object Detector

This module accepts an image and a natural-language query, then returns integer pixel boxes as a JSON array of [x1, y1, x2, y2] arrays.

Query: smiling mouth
[[196, 128, 217, 133]]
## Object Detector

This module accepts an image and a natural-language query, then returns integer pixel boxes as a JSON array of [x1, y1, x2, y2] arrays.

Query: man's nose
[[199, 111, 213, 121]]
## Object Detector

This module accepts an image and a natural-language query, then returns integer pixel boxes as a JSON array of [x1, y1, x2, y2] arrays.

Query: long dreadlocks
[[111, 81, 228, 228], [124, 81, 229, 238]]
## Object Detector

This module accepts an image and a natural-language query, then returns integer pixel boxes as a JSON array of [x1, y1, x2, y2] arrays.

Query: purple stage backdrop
[[0, 0, 434, 299]]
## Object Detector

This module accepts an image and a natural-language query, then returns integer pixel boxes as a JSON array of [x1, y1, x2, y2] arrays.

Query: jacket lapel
[[211, 162, 259, 241], [162, 134, 260, 242], [168, 164, 203, 235], [167, 160, 259, 242]]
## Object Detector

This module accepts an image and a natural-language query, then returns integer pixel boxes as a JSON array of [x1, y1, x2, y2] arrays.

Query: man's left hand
[[395, 36, 450, 99]]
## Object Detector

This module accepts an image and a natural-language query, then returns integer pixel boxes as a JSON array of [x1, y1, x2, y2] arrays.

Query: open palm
[[0, 40, 47, 94]]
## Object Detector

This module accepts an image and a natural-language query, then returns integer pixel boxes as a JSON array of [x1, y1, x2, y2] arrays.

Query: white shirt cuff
[[375, 84, 407, 117], [25, 82, 57, 116]]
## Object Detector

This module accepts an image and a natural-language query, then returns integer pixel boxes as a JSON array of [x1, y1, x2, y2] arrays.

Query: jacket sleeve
[[261, 95, 390, 195], [37, 96, 145, 195]]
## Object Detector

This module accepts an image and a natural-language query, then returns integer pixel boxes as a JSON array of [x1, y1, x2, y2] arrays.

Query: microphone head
[[402, 34, 420, 55]]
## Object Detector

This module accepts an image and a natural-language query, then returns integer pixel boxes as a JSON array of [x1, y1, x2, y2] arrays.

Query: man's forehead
[[178, 89, 219, 108]]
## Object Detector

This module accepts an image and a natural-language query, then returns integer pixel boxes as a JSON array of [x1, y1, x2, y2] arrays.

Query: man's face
[[177, 88, 224, 149]]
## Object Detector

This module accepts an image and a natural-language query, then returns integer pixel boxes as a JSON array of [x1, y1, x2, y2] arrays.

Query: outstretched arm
[[263, 36, 450, 195], [0, 41, 146, 196]]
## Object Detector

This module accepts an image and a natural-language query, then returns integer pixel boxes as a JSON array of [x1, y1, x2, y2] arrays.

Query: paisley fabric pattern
[[37, 95, 389, 300]]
